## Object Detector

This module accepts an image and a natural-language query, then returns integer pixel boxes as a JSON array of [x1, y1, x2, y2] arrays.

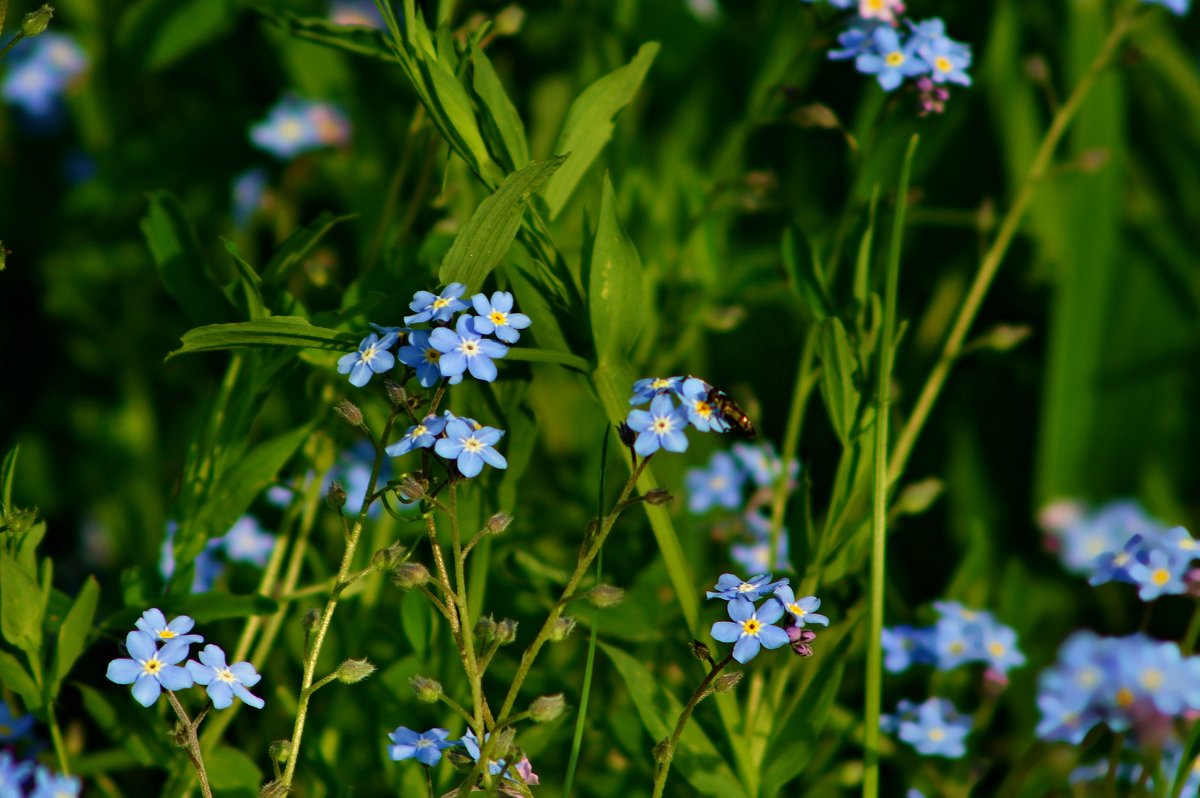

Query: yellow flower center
[[1152, 568, 1171, 586], [490, 310, 508, 326], [1180, 538, 1197, 550], [217, 668, 237, 684], [462, 340, 479, 356], [432, 297, 451, 310], [1076, 668, 1098, 688], [866, 0, 884, 9], [885, 51, 905, 68], [278, 118, 305, 142], [737, 583, 756, 593], [1114, 552, 1130, 567], [360, 345, 377, 363], [928, 728, 945, 742], [960, 609, 977, 621], [934, 56, 953, 73], [653, 416, 674, 434], [948, 641, 965, 654], [1141, 668, 1164, 691], [463, 436, 484, 453], [788, 603, 806, 617], [411, 425, 428, 439], [988, 641, 1005, 657], [158, 629, 176, 639], [1116, 688, 1135, 708], [710, 476, 727, 490], [143, 658, 162, 675], [741, 618, 762, 636], [651, 378, 672, 389], [693, 401, 713, 418], [424, 348, 440, 363]]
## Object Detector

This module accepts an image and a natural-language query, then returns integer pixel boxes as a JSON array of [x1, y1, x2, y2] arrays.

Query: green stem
[[450, 482, 488, 729], [863, 134, 918, 798], [1181, 599, 1200, 653], [280, 408, 400, 790], [165, 691, 214, 798], [44, 701, 70, 777], [886, 12, 1139, 486], [0, 31, 24, 59], [650, 653, 736, 798], [768, 326, 820, 563]]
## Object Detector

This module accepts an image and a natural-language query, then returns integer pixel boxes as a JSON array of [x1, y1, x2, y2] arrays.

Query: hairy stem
[[166, 691, 213, 798], [651, 653, 736, 798]]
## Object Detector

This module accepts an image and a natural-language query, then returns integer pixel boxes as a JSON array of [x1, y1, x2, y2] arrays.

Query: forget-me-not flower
[[435, 418, 507, 478], [0, 702, 35, 742], [338, 331, 399, 387], [629, 376, 683, 405], [397, 330, 445, 388], [223, 516, 276, 567], [470, 291, 531, 344], [430, 315, 509, 382], [387, 727, 456, 765], [405, 283, 469, 325], [106, 632, 194, 707], [895, 697, 971, 758], [28, 767, 81, 798], [387, 414, 448, 457], [250, 96, 349, 159], [773, 585, 830, 627], [685, 452, 746, 513], [706, 572, 788, 602], [186, 644, 265, 709], [330, 0, 386, 27], [711, 596, 790, 663], [134, 609, 204, 648], [1, 33, 86, 120], [855, 26, 928, 91], [680, 377, 731, 433], [0, 751, 34, 794], [626, 394, 689, 456]]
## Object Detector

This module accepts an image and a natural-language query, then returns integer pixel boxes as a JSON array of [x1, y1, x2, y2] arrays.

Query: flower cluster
[[386, 410, 508, 479], [159, 515, 276, 593], [0, 753, 80, 798], [337, 286, 529, 388], [624, 376, 740, 457], [1, 33, 86, 123], [250, 94, 351, 160], [106, 609, 264, 709], [805, 1, 972, 113], [1035, 631, 1200, 746], [882, 600, 1026, 678], [387, 726, 538, 788], [685, 442, 800, 573], [882, 697, 971, 758], [1039, 499, 1198, 601], [707, 573, 829, 663]]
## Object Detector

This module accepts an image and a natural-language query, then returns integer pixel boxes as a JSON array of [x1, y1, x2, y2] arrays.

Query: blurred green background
[[2, 0, 1200, 795]]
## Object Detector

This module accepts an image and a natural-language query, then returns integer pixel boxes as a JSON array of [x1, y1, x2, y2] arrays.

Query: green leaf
[[0, 444, 16, 512], [470, 43, 530, 170], [542, 43, 659, 219], [782, 226, 832, 321], [761, 663, 845, 795], [221, 238, 267, 320], [100, 594, 279, 635], [167, 317, 359, 360], [420, 53, 497, 180], [141, 191, 234, 326], [0, 549, 43, 655], [816, 317, 861, 446], [258, 8, 398, 62], [599, 643, 747, 798], [261, 212, 354, 284], [1171, 711, 1200, 797], [117, 0, 233, 71], [206, 746, 263, 790], [399, 590, 430, 660], [0, 648, 40, 711], [587, 174, 644, 362], [438, 156, 568, 288], [50, 576, 99, 698], [503, 347, 588, 371], [76, 683, 160, 764]]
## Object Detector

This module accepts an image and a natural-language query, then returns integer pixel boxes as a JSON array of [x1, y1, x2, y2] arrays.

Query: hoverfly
[[685, 376, 757, 439]]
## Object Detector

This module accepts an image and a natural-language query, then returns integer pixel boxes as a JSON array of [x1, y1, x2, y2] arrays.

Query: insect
[[689, 377, 757, 439]]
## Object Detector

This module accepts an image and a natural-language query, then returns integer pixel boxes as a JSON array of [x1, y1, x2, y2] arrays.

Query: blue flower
[[980, 622, 1026, 676], [685, 452, 746, 513], [434, 419, 508, 478], [1128, 546, 1189, 601], [106, 631, 193, 707], [469, 291, 532, 344], [134, 609, 204, 648], [710, 596, 790, 663], [397, 330, 445, 388], [731, 442, 798, 489], [387, 727, 456, 766], [222, 516, 276, 567], [1142, 0, 1191, 15], [0, 702, 35, 742], [679, 378, 732, 433], [185, 645, 265, 710], [28, 767, 81, 798], [730, 534, 791, 575], [338, 331, 399, 388], [231, 167, 269, 228], [626, 394, 689, 456], [250, 96, 348, 159], [159, 523, 225, 592], [430, 315, 509, 382], [1, 34, 86, 120], [460, 729, 511, 778], [828, 20, 886, 61], [705, 572, 788, 602], [773, 585, 829, 627], [386, 414, 448, 457], [855, 27, 928, 92], [404, 283, 469, 325], [1034, 689, 1094, 744], [324, 441, 392, 516], [330, 0, 386, 27], [932, 613, 984, 671], [0, 752, 34, 795], [629, 376, 684, 405], [915, 29, 972, 86], [895, 698, 971, 758]]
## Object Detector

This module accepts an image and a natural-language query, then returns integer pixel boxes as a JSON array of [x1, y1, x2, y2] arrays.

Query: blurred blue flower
[[1142, 0, 1191, 15], [28, 766, 81, 798], [828, 20, 886, 61], [106, 631, 193, 707], [186, 645, 265, 709], [980, 622, 1026, 676], [434, 418, 507, 478], [895, 697, 971, 758], [338, 331, 399, 387], [731, 441, 798, 489], [223, 516, 275, 567], [0, 703, 34, 743], [470, 291, 531, 344], [710, 595, 790, 663], [250, 95, 349, 159], [430, 315, 509, 383], [405, 283, 468, 325], [706, 572, 788, 602], [397, 329, 445, 388], [0, 751, 34, 794], [881, 625, 936, 673], [680, 377, 732, 433], [773, 585, 829, 627], [626, 394, 689, 456], [231, 167, 269, 228], [1, 33, 86, 121], [857, 0, 905, 22], [628, 376, 683, 406], [330, 0, 386, 27], [855, 26, 928, 91], [913, 24, 972, 86], [387, 727, 456, 765], [386, 414, 448, 457], [159, 522, 225, 592], [325, 442, 392, 516], [134, 609, 204, 648], [730, 532, 791, 575], [685, 452, 746, 513]]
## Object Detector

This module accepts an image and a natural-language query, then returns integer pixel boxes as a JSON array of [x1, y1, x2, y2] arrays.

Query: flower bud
[[712, 671, 744, 694], [893, 478, 943, 518], [269, 740, 292, 763], [588, 584, 625, 608], [326, 481, 347, 510], [616, 422, 636, 449], [409, 675, 443, 703], [690, 640, 711, 661], [495, 619, 519, 645], [484, 512, 513, 536], [336, 657, 376, 684], [391, 562, 430, 589], [372, 541, 406, 570], [260, 780, 289, 798], [334, 400, 363, 427], [20, 5, 54, 37], [475, 615, 498, 641], [397, 474, 429, 503], [301, 608, 321, 631], [652, 739, 670, 763], [644, 488, 673, 506], [528, 693, 565, 723], [549, 616, 576, 642], [494, 4, 525, 35], [383, 378, 407, 407]]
